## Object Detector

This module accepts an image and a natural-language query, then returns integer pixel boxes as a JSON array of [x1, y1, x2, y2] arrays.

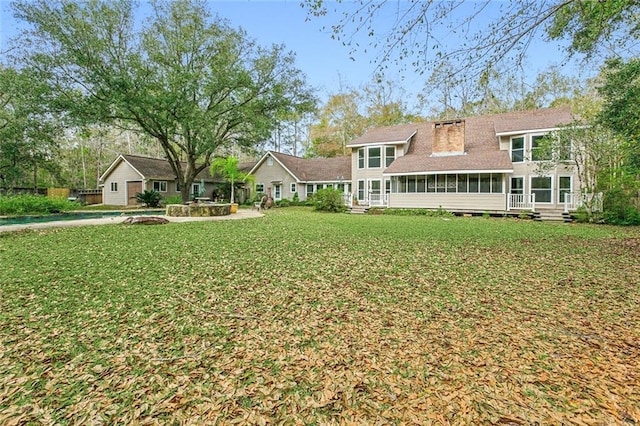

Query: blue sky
[[1, 0, 590, 107]]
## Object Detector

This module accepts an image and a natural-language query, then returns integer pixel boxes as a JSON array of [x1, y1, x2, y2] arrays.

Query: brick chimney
[[432, 119, 465, 156]]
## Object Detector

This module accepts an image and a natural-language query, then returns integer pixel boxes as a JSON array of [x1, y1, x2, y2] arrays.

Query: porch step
[[350, 205, 369, 214], [534, 211, 573, 222]]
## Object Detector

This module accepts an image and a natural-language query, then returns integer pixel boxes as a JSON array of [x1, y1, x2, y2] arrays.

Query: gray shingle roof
[[270, 152, 351, 182], [347, 123, 419, 146], [121, 154, 217, 181]]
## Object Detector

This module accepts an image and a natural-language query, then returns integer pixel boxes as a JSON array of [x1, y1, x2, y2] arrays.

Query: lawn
[[1, 208, 638, 424]]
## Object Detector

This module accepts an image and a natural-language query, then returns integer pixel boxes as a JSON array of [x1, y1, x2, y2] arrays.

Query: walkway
[[0, 209, 264, 233]]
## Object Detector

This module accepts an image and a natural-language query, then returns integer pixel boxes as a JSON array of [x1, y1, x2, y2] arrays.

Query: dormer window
[[267, 157, 273, 166]]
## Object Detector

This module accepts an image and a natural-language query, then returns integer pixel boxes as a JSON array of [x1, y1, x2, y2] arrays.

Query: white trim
[[496, 127, 564, 137], [290, 183, 297, 193], [99, 154, 145, 182], [367, 146, 383, 169], [384, 169, 513, 177], [558, 175, 573, 204], [247, 151, 301, 182], [530, 175, 554, 204]]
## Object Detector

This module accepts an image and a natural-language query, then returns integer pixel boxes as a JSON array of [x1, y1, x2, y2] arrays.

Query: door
[[369, 179, 381, 205], [274, 184, 282, 200], [127, 181, 142, 206]]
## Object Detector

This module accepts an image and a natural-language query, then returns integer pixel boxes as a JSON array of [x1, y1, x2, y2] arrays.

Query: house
[[348, 106, 586, 214], [248, 151, 351, 202], [99, 154, 255, 206]]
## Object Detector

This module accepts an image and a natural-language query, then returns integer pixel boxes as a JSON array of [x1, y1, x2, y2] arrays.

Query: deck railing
[[563, 192, 603, 213], [368, 192, 389, 207], [507, 193, 536, 211]]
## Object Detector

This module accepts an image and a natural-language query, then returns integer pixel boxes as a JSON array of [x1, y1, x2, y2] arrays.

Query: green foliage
[[13, 0, 314, 201], [597, 58, 640, 170], [135, 190, 162, 208], [210, 157, 255, 204], [0, 194, 79, 215], [312, 188, 347, 212], [276, 198, 291, 207], [292, 191, 300, 205], [602, 186, 640, 226], [163, 195, 184, 205]]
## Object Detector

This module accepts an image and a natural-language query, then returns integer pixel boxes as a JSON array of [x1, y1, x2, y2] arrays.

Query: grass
[[1, 208, 638, 424]]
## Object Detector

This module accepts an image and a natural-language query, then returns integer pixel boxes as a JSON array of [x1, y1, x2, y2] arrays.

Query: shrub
[[602, 187, 640, 226], [371, 207, 454, 218], [0, 194, 80, 215], [292, 191, 299, 205], [135, 190, 162, 208], [312, 188, 347, 213], [277, 198, 291, 207], [163, 195, 183, 205]]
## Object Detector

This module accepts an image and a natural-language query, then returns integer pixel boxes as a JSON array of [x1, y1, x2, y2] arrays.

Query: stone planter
[[166, 203, 231, 217]]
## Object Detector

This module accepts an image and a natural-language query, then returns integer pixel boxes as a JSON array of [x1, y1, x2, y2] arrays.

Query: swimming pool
[[0, 210, 165, 226]]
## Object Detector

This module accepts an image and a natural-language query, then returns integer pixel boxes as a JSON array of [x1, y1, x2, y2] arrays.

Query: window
[[407, 175, 416, 192], [446, 174, 457, 193], [558, 139, 572, 161], [399, 176, 407, 193], [531, 176, 552, 203], [153, 181, 167, 192], [511, 177, 524, 195], [417, 175, 426, 192], [469, 174, 479, 192], [436, 175, 446, 193], [267, 157, 273, 166], [191, 183, 201, 197], [357, 180, 365, 200], [385, 179, 391, 194], [511, 137, 524, 162], [358, 148, 365, 169], [531, 135, 551, 161], [385, 146, 395, 167], [491, 175, 503, 193], [480, 174, 491, 193], [255, 183, 265, 193], [427, 175, 436, 192], [176, 182, 181, 192], [306, 184, 314, 197], [110, 182, 118, 192], [290, 183, 296, 193], [457, 174, 468, 193], [368, 147, 381, 168], [559, 176, 572, 203]]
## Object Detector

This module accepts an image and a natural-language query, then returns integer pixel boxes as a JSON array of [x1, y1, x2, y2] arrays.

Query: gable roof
[[250, 151, 351, 182], [347, 123, 419, 147], [100, 154, 219, 182], [381, 106, 575, 175], [493, 105, 575, 135]]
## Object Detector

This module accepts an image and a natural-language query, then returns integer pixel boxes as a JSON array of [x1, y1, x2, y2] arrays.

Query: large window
[[510, 177, 524, 195], [368, 147, 381, 168], [385, 146, 395, 167], [393, 173, 504, 194], [153, 181, 167, 192], [531, 135, 551, 161], [531, 176, 552, 203], [511, 137, 524, 163], [358, 148, 365, 169], [559, 176, 572, 203]]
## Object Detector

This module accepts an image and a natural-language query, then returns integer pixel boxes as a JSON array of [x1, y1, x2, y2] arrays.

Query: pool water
[[0, 210, 165, 226]]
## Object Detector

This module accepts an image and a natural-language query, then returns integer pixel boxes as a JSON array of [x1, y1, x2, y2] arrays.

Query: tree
[[597, 58, 640, 171], [13, 0, 313, 202], [303, 0, 639, 78], [0, 66, 61, 189], [209, 156, 254, 204]]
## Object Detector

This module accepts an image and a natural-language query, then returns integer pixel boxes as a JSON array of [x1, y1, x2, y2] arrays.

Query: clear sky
[[1, 0, 590, 108]]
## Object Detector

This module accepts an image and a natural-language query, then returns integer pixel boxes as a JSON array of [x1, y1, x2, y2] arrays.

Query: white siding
[[102, 161, 143, 206], [251, 156, 299, 200], [390, 193, 507, 212]]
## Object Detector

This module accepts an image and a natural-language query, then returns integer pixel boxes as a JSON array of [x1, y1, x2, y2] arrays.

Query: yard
[[0, 208, 638, 424]]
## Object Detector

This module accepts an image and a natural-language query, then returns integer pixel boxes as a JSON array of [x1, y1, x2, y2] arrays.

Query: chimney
[[432, 119, 465, 156]]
